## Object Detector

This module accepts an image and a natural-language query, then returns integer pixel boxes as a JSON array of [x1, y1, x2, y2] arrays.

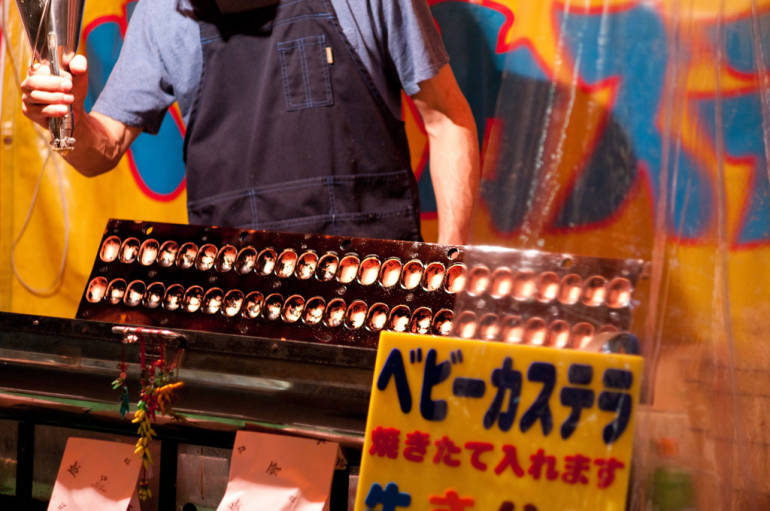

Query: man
[[21, 0, 479, 244]]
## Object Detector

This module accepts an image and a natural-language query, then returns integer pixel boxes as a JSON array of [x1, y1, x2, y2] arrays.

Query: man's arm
[[412, 64, 480, 245], [21, 54, 140, 175]]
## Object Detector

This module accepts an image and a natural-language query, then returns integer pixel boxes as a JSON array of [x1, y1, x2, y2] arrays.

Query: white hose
[[2, 5, 71, 296]]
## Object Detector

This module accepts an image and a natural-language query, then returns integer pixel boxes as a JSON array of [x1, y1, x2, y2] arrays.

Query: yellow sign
[[354, 332, 643, 511]]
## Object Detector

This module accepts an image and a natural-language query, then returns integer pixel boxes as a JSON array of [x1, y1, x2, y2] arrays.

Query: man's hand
[[20, 53, 139, 176], [21, 53, 88, 129]]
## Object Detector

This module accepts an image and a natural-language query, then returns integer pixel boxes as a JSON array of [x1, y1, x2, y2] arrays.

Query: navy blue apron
[[183, 0, 422, 241]]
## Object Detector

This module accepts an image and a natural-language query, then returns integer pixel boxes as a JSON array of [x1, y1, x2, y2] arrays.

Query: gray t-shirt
[[93, 0, 449, 134]]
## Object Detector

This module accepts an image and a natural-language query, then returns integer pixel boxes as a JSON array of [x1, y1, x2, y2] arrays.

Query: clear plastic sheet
[[439, 1, 770, 509], [1, 0, 769, 509]]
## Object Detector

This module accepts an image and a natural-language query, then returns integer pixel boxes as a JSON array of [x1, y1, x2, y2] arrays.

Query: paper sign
[[217, 430, 339, 511], [354, 332, 643, 511], [47, 437, 142, 511]]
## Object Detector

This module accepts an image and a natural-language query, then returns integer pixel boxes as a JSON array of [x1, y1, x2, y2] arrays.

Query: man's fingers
[[21, 100, 67, 122], [25, 89, 75, 104], [68, 54, 88, 75], [23, 102, 69, 117], [21, 56, 85, 127], [20, 74, 72, 94], [25, 59, 77, 81], [28, 61, 52, 76], [22, 94, 68, 114], [40, 104, 71, 116]]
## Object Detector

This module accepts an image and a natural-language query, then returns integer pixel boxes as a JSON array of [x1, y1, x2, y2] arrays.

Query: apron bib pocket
[[277, 34, 334, 111]]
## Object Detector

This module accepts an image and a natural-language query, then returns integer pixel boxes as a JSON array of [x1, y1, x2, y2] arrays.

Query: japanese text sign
[[47, 437, 142, 511], [216, 430, 339, 511], [355, 332, 643, 511]]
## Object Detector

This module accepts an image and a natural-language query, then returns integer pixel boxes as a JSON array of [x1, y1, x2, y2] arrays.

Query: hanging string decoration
[[112, 331, 185, 500]]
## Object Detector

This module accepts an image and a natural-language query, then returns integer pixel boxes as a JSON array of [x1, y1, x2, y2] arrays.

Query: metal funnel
[[16, 0, 85, 152]]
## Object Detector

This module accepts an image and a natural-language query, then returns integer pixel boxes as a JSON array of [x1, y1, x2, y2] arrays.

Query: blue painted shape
[[417, 167, 437, 217], [698, 94, 770, 244], [83, 22, 123, 111], [131, 117, 186, 196], [712, 12, 770, 76], [83, 3, 186, 198], [557, 6, 712, 237], [553, 112, 638, 229]]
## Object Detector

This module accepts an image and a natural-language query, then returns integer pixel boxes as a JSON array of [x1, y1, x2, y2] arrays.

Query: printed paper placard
[[217, 430, 339, 511], [47, 437, 142, 511], [354, 332, 643, 511]]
